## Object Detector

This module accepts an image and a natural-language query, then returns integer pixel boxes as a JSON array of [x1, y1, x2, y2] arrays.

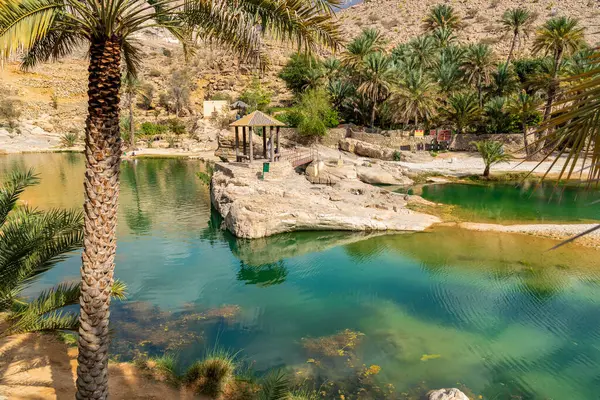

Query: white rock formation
[[211, 161, 439, 238], [428, 388, 470, 400]]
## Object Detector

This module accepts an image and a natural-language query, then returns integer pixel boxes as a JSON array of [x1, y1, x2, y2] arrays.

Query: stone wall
[[347, 127, 524, 153], [448, 133, 524, 152]]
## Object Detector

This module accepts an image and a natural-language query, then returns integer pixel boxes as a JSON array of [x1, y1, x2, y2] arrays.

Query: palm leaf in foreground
[[529, 50, 600, 247]]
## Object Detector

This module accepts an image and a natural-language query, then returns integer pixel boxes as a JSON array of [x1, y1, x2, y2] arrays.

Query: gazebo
[[230, 110, 286, 163]]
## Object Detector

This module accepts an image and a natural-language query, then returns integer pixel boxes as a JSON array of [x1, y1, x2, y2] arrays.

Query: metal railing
[[280, 147, 317, 167]]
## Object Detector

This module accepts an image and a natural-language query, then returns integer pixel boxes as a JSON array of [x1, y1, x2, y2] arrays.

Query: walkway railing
[[280, 147, 317, 167]]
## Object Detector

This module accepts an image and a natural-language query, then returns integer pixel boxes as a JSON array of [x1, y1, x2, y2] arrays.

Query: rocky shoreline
[[210, 161, 439, 239]]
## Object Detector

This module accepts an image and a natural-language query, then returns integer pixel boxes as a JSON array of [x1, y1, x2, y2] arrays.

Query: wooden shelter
[[230, 111, 286, 163]]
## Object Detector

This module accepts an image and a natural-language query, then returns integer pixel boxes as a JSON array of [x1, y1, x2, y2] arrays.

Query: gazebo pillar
[[269, 126, 274, 162], [242, 127, 247, 156], [248, 126, 253, 163], [235, 126, 240, 161], [262, 127, 267, 159], [276, 127, 280, 156]]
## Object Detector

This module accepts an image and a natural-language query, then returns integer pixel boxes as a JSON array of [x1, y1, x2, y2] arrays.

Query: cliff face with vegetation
[[338, 0, 600, 54]]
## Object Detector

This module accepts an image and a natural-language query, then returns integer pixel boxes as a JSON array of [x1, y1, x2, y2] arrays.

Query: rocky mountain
[[337, 0, 600, 57]]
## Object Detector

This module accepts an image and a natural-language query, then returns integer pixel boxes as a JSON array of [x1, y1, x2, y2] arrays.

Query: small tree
[[279, 53, 322, 95], [168, 69, 195, 116], [296, 89, 339, 137], [239, 78, 272, 111], [139, 83, 155, 110], [0, 99, 22, 129], [472, 140, 512, 177]]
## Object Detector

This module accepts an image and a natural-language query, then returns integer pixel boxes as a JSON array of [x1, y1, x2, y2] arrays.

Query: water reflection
[[4, 153, 600, 399], [237, 261, 288, 287]]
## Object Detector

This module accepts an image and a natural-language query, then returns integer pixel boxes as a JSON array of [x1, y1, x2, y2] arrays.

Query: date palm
[[462, 43, 495, 107], [532, 16, 585, 148], [431, 27, 458, 49], [423, 4, 461, 32], [407, 35, 437, 68], [489, 63, 520, 97], [0, 0, 341, 398], [507, 91, 542, 155], [500, 7, 534, 66], [389, 69, 438, 126], [341, 28, 385, 70], [441, 92, 481, 134], [357, 52, 395, 127], [472, 140, 512, 177], [533, 49, 600, 245], [0, 170, 126, 337]]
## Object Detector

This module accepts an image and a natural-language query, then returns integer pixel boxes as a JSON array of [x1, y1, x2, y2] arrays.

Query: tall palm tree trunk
[[506, 31, 518, 67], [537, 48, 563, 153], [522, 121, 530, 155], [76, 35, 122, 400], [129, 95, 135, 148], [371, 104, 376, 128]]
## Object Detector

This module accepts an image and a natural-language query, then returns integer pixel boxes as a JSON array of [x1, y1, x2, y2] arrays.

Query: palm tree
[[441, 92, 482, 134], [0, 170, 126, 337], [123, 76, 139, 149], [327, 79, 355, 110], [389, 69, 438, 126], [0, 170, 83, 335], [532, 16, 585, 145], [484, 96, 510, 133], [472, 140, 512, 177], [462, 43, 495, 107], [489, 63, 520, 97], [433, 60, 464, 95], [341, 28, 385, 69], [0, 1, 341, 398], [507, 91, 543, 155], [500, 8, 534, 66], [407, 35, 438, 68], [423, 4, 461, 32], [431, 27, 458, 49], [357, 52, 395, 127]]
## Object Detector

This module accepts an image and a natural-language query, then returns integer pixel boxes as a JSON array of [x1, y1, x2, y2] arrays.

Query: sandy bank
[[0, 332, 202, 399], [458, 222, 600, 248]]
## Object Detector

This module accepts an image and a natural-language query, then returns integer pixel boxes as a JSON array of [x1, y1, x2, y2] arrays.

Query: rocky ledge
[[210, 161, 439, 239]]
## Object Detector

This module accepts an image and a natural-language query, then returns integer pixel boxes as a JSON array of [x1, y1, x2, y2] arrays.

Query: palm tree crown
[[423, 4, 461, 32], [462, 43, 495, 107], [532, 16, 585, 61], [500, 7, 534, 65]]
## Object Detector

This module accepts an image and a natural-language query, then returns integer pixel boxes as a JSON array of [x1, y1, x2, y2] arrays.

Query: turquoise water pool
[[419, 181, 600, 223], [3, 153, 600, 399]]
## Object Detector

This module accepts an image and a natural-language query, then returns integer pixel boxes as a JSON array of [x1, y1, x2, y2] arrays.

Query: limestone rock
[[339, 138, 395, 160], [428, 388, 470, 400], [211, 162, 439, 238], [356, 165, 412, 185]]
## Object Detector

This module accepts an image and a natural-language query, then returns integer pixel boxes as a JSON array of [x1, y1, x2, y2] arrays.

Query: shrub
[[295, 89, 339, 137], [0, 99, 22, 128], [162, 48, 173, 57], [278, 53, 322, 95], [158, 92, 171, 112], [139, 121, 168, 136], [211, 92, 232, 102], [148, 69, 162, 77], [183, 350, 236, 398], [167, 69, 195, 116], [60, 132, 79, 147], [139, 83, 155, 110], [166, 135, 177, 148], [166, 118, 186, 135], [50, 92, 59, 109], [276, 109, 303, 128], [239, 78, 272, 111], [393, 151, 402, 161]]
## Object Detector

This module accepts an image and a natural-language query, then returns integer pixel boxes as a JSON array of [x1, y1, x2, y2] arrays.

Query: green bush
[[276, 109, 303, 127], [139, 122, 168, 136], [295, 89, 339, 137], [239, 78, 271, 111], [278, 53, 322, 95], [166, 118, 186, 135], [0, 99, 22, 128]]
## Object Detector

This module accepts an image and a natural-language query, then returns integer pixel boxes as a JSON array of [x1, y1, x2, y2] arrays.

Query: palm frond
[[0, 0, 61, 60], [259, 369, 290, 400], [0, 169, 39, 227], [2, 310, 79, 337], [111, 279, 128, 300]]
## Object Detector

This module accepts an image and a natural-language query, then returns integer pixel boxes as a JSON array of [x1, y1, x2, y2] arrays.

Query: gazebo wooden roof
[[230, 110, 286, 127], [229, 111, 286, 163]]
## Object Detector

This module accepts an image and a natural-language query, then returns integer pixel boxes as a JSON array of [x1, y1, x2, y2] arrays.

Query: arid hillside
[[338, 0, 600, 56]]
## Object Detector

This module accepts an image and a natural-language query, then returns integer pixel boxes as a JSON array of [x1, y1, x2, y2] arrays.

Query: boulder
[[356, 165, 412, 185], [339, 138, 395, 160], [428, 388, 470, 400]]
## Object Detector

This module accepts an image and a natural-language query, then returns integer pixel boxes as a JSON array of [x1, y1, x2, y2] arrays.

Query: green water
[[3, 153, 600, 399], [420, 182, 600, 223]]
